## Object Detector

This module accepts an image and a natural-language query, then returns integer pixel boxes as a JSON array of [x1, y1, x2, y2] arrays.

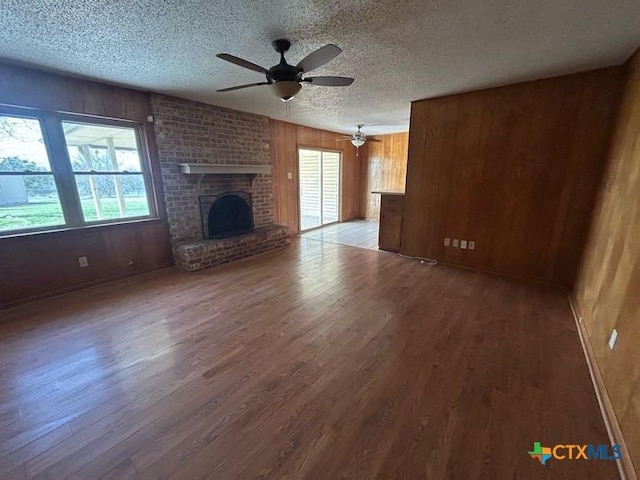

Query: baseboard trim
[[0, 263, 174, 310], [567, 293, 637, 480], [428, 258, 567, 288]]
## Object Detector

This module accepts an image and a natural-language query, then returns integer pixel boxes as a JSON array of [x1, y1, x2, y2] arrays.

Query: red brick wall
[[150, 94, 273, 245]]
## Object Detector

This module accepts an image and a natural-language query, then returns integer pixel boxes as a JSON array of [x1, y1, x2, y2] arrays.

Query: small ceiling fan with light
[[216, 39, 354, 102], [337, 124, 381, 155]]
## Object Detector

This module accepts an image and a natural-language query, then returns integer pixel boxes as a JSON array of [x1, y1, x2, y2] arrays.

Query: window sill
[[0, 217, 166, 241]]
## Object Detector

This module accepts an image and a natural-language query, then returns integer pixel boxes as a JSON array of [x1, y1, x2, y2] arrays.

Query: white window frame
[[0, 105, 159, 237]]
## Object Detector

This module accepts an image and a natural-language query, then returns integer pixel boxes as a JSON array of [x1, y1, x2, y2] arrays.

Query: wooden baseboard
[[567, 293, 637, 480], [0, 263, 174, 310], [428, 258, 567, 288]]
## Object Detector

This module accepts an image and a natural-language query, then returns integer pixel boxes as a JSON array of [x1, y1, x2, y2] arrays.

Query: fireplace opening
[[199, 192, 254, 239]]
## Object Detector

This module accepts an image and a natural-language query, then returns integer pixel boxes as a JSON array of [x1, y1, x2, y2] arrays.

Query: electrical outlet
[[460, 240, 468, 249], [452, 239, 460, 248], [468, 241, 476, 250], [287, 172, 293, 180], [608, 329, 618, 350], [78, 256, 89, 268], [444, 237, 451, 247]]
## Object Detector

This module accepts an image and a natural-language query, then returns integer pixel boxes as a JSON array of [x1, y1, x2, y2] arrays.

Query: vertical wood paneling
[[341, 140, 362, 222], [0, 221, 173, 307], [271, 120, 299, 234], [401, 67, 624, 284], [361, 132, 409, 219], [0, 63, 150, 122], [574, 51, 640, 476], [378, 194, 403, 251], [271, 120, 363, 234]]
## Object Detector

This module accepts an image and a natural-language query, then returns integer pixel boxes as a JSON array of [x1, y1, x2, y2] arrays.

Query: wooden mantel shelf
[[178, 163, 271, 175]]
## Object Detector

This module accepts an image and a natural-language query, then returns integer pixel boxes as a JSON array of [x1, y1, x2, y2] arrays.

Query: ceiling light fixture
[[351, 137, 365, 148], [337, 124, 382, 156], [271, 81, 302, 102]]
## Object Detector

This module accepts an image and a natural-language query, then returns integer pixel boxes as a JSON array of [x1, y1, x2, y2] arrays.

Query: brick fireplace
[[151, 94, 289, 271]]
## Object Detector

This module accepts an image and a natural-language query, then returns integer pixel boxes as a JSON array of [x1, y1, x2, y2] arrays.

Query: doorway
[[298, 148, 341, 231]]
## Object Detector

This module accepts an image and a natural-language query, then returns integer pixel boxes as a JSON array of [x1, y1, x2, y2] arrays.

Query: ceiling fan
[[216, 39, 354, 102], [337, 124, 381, 155]]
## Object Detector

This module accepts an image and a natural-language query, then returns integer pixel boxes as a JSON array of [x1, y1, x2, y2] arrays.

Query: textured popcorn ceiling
[[1, 0, 639, 134]]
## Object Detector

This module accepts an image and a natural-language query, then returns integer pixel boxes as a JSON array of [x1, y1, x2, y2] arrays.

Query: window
[[62, 121, 151, 222], [0, 107, 156, 235], [298, 148, 341, 231], [0, 114, 65, 232]]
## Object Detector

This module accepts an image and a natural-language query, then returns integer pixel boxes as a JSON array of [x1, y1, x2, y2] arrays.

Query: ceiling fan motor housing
[[267, 63, 302, 83], [268, 39, 303, 101], [268, 39, 303, 84], [271, 39, 291, 53]]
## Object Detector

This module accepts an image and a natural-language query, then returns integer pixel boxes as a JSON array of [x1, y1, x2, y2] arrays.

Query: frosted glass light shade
[[271, 81, 301, 102]]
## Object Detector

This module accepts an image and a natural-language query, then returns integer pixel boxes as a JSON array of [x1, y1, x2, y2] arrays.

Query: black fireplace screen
[[199, 192, 254, 239]]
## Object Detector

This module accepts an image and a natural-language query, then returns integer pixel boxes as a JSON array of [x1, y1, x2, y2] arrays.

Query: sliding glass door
[[298, 148, 341, 231]]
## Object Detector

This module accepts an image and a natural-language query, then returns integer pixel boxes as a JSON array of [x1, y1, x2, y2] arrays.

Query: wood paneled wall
[[0, 62, 173, 306], [0, 221, 173, 307], [0, 63, 151, 122], [360, 132, 409, 219], [573, 51, 640, 475], [401, 67, 625, 284], [271, 120, 363, 234]]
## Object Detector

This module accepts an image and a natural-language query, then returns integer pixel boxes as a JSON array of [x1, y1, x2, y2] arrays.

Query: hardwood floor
[[300, 220, 380, 251], [0, 238, 617, 479]]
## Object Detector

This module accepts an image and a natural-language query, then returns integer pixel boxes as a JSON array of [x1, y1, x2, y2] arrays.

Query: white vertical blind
[[321, 151, 340, 224], [298, 149, 341, 231], [299, 149, 322, 230]]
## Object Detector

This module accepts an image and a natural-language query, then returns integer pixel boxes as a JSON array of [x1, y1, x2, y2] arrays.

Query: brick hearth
[[174, 225, 289, 272]]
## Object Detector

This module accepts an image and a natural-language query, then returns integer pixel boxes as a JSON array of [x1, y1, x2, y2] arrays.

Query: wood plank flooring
[[0, 238, 617, 479]]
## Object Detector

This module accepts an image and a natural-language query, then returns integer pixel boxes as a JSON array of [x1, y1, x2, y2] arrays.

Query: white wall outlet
[[444, 237, 451, 247], [460, 240, 468, 249], [608, 328, 618, 350], [468, 241, 476, 250], [452, 239, 460, 248], [287, 172, 293, 180], [78, 256, 89, 268]]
